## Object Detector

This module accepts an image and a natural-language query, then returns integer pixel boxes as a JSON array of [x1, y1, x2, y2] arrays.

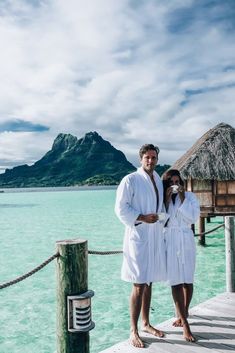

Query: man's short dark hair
[[139, 144, 160, 159]]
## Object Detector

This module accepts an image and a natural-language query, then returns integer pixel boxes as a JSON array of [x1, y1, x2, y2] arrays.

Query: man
[[115, 144, 166, 348]]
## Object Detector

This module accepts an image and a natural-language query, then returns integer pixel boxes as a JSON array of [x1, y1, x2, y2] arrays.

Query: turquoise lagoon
[[0, 188, 225, 353]]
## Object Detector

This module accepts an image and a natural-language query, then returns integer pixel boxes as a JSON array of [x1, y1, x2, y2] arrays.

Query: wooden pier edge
[[98, 292, 235, 353]]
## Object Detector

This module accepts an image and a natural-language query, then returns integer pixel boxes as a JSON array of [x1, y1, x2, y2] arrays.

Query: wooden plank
[[228, 181, 235, 193], [157, 319, 219, 353], [190, 316, 235, 338], [99, 293, 235, 353], [191, 302, 235, 318], [198, 299, 235, 313], [190, 293, 235, 317], [217, 182, 227, 194], [158, 318, 235, 353], [196, 192, 213, 207]]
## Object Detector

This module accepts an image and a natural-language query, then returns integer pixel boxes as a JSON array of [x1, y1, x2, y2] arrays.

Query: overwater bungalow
[[171, 122, 235, 244]]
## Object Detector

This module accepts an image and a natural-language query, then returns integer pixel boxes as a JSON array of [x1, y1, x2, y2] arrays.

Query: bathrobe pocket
[[130, 223, 147, 242]]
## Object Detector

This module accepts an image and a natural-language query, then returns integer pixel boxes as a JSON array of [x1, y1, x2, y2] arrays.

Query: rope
[[88, 250, 123, 255], [88, 225, 225, 254], [194, 224, 224, 237], [0, 253, 59, 290], [89, 225, 225, 254], [0, 223, 224, 290]]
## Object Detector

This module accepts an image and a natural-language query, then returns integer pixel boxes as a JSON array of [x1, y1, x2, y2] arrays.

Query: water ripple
[[0, 203, 37, 208]]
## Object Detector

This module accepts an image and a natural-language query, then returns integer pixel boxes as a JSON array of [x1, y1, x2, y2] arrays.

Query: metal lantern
[[67, 290, 95, 332]]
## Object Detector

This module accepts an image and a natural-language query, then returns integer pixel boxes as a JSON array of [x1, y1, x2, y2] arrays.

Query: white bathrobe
[[115, 167, 166, 284], [164, 192, 200, 286]]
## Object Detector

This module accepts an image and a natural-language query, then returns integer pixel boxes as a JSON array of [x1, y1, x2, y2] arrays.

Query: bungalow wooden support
[[198, 216, 206, 246]]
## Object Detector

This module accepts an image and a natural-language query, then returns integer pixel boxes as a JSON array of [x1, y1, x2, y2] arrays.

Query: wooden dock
[[99, 292, 235, 353]]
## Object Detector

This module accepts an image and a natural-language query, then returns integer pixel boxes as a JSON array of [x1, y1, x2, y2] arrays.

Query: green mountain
[[155, 164, 171, 177], [0, 132, 136, 187]]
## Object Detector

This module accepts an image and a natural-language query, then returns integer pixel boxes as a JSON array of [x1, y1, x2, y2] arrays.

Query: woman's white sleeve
[[177, 192, 200, 224]]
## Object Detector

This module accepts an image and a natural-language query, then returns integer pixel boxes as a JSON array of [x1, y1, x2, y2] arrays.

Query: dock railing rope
[[0, 252, 59, 290], [0, 223, 224, 290], [88, 250, 123, 255], [194, 223, 224, 237]]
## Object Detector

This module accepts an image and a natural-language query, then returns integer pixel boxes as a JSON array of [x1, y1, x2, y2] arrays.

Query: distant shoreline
[[0, 185, 117, 193]]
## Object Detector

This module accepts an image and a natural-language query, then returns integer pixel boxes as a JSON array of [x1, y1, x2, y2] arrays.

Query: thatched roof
[[172, 122, 235, 180]]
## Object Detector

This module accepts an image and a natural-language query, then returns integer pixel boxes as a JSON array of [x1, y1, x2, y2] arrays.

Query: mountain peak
[[85, 131, 99, 138], [79, 131, 102, 144], [52, 133, 78, 150], [0, 131, 136, 187]]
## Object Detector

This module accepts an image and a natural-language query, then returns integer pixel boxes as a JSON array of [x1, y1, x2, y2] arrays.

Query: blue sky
[[0, 0, 234, 172]]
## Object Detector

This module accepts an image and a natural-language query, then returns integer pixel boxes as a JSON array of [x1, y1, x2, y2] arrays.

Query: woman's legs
[[183, 283, 193, 317], [173, 283, 194, 324], [171, 284, 195, 342]]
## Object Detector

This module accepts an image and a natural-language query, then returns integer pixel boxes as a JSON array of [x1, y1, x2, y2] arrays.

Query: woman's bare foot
[[142, 324, 164, 338], [173, 312, 189, 327], [172, 318, 183, 327], [182, 322, 196, 342], [130, 331, 145, 348]]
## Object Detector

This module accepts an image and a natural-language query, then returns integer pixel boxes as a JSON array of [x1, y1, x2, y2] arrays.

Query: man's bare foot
[[130, 331, 145, 348], [172, 318, 183, 327], [142, 324, 164, 338], [182, 322, 196, 342]]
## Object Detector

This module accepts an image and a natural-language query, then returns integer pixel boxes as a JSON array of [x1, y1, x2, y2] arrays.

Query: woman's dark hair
[[139, 144, 160, 159], [162, 169, 184, 185], [162, 169, 184, 203]]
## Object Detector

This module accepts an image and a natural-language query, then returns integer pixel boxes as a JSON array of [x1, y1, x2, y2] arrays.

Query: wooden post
[[225, 217, 235, 292], [56, 239, 89, 353], [198, 216, 206, 246], [206, 217, 211, 223], [191, 224, 195, 235]]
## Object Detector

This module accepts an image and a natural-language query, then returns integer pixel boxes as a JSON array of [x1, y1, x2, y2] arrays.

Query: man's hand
[[137, 213, 158, 223]]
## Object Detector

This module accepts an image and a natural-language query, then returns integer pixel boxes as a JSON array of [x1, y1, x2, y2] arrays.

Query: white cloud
[[0, 131, 52, 172], [0, 0, 234, 172]]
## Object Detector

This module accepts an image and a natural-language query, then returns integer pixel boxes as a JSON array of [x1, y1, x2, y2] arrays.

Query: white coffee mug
[[171, 185, 179, 193], [158, 212, 166, 221]]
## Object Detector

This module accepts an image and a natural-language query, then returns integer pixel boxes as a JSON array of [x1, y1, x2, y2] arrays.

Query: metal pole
[[225, 216, 235, 292], [56, 239, 89, 353]]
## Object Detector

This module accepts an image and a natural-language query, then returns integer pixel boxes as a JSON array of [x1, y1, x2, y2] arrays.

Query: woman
[[163, 169, 200, 342]]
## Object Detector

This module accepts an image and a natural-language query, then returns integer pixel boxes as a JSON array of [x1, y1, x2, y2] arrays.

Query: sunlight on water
[[0, 189, 225, 353]]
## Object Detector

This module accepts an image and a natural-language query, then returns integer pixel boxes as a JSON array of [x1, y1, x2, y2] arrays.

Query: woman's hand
[[178, 185, 185, 203], [165, 187, 173, 209]]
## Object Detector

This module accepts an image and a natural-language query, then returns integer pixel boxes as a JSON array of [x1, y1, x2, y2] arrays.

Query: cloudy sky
[[0, 0, 234, 171]]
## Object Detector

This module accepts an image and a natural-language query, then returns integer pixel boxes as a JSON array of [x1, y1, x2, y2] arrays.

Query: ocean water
[[0, 188, 226, 353]]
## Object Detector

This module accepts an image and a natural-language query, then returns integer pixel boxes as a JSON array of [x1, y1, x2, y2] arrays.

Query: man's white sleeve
[[115, 176, 140, 227]]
